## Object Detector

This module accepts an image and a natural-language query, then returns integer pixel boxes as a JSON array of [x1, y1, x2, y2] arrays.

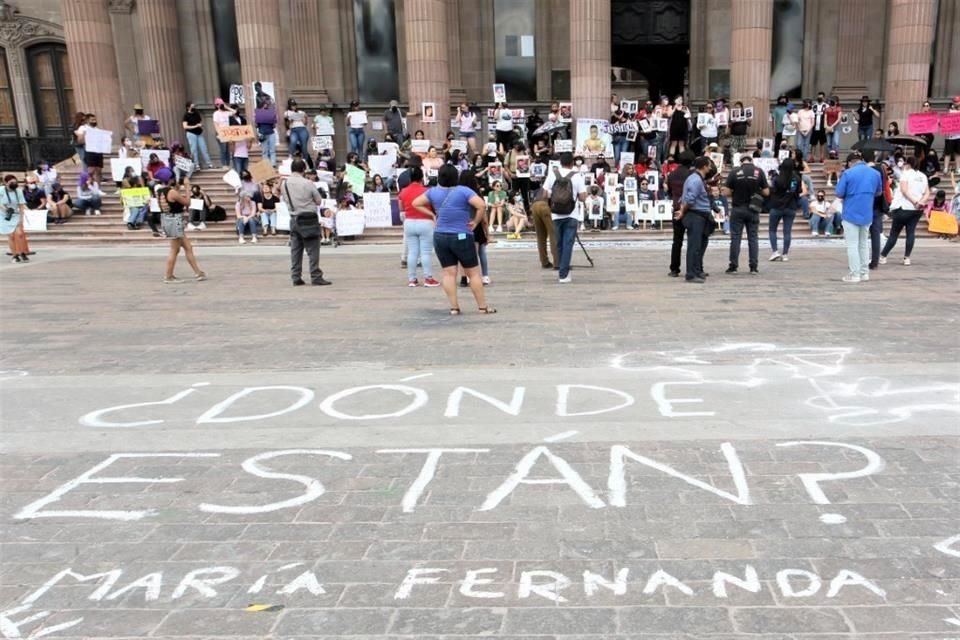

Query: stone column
[[830, 0, 868, 100], [931, 0, 959, 98], [62, 0, 125, 137], [688, 0, 709, 103], [570, 0, 610, 120], [136, 0, 186, 145], [535, 0, 551, 102], [446, 0, 465, 104], [404, 0, 450, 142], [882, 0, 937, 129], [288, 0, 329, 104], [235, 0, 286, 135], [730, 0, 774, 137]]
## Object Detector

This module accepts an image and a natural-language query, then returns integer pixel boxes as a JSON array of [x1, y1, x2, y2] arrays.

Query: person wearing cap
[[285, 99, 314, 170], [944, 96, 960, 176], [855, 96, 880, 142], [835, 152, 882, 282], [212, 98, 236, 169], [125, 104, 153, 145]]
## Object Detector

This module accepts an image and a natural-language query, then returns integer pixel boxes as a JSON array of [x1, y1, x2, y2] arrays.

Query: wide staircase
[[24, 156, 955, 246]]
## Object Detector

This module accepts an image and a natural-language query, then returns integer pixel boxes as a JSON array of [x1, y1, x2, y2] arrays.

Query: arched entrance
[[611, 0, 690, 102]]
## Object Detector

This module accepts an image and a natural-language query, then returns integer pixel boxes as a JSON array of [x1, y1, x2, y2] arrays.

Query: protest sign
[[135, 120, 159, 136], [907, 112, 939, 135], [345, 164, 366, 195], [716, 111, 729, 127], [754, 157, 779, 176], [619, 152, 635, 171], [709, 152, 724, 171], [492, 83, 506, 103], [216, 125, 254, 142], [363, 192, 393, 227], [189, 198, 204, 211], [531, 163, 547, 179], [278, 159, 293, 176], [940, 112, 960, 136], [222, 169, 242, 190], [605, 190, 620, 212], [515, 155, 530, 178], [248, 159, 277, 185], [623, 177, 638, 192], [655, 118, 669, 132], [314, 116, 335, 136], [762, 138, 774, 153], [644, 170, 660, 194], [84, 128, 112, 154], [371, 121, 383, 131], [554, 139, 573, 153], [174, 156, 194, 174], [23, 210, 47, 232], [559, 102, 572, 123], [336, 209, 365, 236], [149, 198, 161, 212], [411, 140, 431, 154], [228, 84, 245, 105], [110, 158, 142, 182], [421, 102, 437, 123], [252, 80, 275, 109], [347, 110, 368, 126], [778, 149, 791, 161], [624, 190, 639, 212], [275, 201, 291, 231], [744, 106, 755, 120], [450, 140, 468, 154], [368, 154, 396, 179], [312, 136, 333, 152], [576, 118, 613, 157], [607, 122, 638, 135], [120, 187, 150, 208]]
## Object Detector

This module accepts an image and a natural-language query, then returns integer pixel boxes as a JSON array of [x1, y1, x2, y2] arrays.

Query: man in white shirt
[[697, 102, 718, 149], [542, 152, 587, 283]]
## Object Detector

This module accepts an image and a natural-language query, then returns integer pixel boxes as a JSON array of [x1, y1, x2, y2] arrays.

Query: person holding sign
[[284, 99, 314, 171], [157, 177, 207, 284], [347, 101, 367, 161], [411, 164, 495, 314], [212, 98, 236, 168], [281, 159, 331, 286]]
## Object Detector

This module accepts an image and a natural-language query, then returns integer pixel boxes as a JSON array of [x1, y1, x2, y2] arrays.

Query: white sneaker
[[842, 274, 861, 283], [238, 237, 246, 244], [902, 257, 911, 266], [811, 231, 819, 237], [198, 223, 207, 230], [861, 273, 870, 281], [251, 235, 258, 243], [558, 276, 572, 284], [879, 256, 887, 265], [187, 223, 197, 231], [769, 252, 781, 262], [94, 209, 101, 216], [496, 226, 503, 233], [488, 225, 494, 233], [481, 275, 491, 285], [781, 255, 789, 262], [85, 209, 91, 216]]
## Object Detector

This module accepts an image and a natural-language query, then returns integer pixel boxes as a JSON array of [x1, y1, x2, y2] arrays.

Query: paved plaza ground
[[1, 239, 959, 639]]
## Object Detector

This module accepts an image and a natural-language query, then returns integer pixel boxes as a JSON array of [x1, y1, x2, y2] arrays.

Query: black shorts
[[945, 138, 960, 157], [434, 231, 479, 269], [810, 129, 827, 145], [85, 152, 104, 168]]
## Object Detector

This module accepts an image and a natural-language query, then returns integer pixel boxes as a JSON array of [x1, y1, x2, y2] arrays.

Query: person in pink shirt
[[796, 100, 815, 160]]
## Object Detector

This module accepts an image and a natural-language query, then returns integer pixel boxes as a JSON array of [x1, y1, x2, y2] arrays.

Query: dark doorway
[[611, 0, 690, 102]]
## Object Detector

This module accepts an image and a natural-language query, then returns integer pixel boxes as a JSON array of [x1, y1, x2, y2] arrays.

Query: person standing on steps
[[281, 159, 331, 287], [182, 102, 212, 170], [676, 156, 713, 283], [157, 177, 206, 284], [724, 155, 769, 274]]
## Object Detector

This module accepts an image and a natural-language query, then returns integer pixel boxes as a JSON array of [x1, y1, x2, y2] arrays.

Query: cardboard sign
[[120, 187, 150, 208], [222, 169, 242, 190], [312, 136, 333, 152], [248, 159, 277, 185], [907, 112, 939, 135], [940, 112, 960, 136], [84, 128, 112, 154], [363, 192, 393, 227], [110, 158, 142, 182], [23, 210, 47, 232], [278, 159, 293, 176], [449, 140, 468, 154], [336, 209, 365, 236], [217, 125, 254, 142]]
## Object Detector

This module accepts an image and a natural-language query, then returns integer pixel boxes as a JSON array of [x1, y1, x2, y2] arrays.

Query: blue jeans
[[349, 128, 366, 160], [218, 141, 231, 167], [260, 132, 277, 167], [75, 145, 86, 171], [187, 131, 211, 168], [233, 156, 249, 175], [289, 127, 311, 164], [612, 136, 628, 166], [553, 215, 578, 279], [77, 195, 102, 211], [477, 243, 488, 277], [404, 218, 434, 280], [842, 220, 869, 277], [128, 205, 146, 226], [828, 129, 841, 154], [768, 207, 796, 255], [858, 125, 873, 141], [261, 210, 277, 229], [236, 218, 258, 237], [796, 132, 811, 158]]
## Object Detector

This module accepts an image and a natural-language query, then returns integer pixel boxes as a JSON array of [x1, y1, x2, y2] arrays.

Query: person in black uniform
[[667, 151, 696, 277], [724, 155, 769, 274]]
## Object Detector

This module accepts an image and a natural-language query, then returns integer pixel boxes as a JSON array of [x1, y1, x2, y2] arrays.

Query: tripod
[[573, 232, 594, 268]]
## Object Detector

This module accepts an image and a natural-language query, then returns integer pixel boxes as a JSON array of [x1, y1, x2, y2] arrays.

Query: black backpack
[[549, 168, 576, 215]]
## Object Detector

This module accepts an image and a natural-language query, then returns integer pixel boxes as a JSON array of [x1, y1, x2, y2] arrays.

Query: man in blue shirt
[[835, 152, 882, 282], [678, 156, 713, 283]]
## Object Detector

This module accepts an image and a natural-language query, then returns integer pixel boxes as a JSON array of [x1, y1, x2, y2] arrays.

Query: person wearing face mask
[[809, 190, 829, 236], [0, 175, 31, 263], [854, 97, 879, 141], [772, 95, 789, 151], [810, 92, 829, 163], [157, 177, 207, 284], [125, 104, 153, 145], [82, 113, 105, 186], [23, 177, 47, 214], [212, 98, 236, 169], [880, 156, 930, 266], [382, 100, 406, 145], [182, 102, 213, 169], [943, 97, 960, 176], [825, 97, 843, 158]]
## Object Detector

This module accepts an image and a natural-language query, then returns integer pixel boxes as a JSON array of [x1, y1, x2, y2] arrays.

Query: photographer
[[724, 155, 769, 274], [1, 174, 31, 263]]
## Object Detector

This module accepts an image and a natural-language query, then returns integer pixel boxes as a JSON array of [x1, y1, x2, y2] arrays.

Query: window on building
[[494, 0, 536, 101], [0, 49, 16, 131], [210, 0, 242, 103], [354, 0, 399, 103], [27, 43, 74, 137]]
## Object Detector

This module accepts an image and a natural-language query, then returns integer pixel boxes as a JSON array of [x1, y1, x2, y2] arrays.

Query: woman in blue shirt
[[412, 165, 496, 315]]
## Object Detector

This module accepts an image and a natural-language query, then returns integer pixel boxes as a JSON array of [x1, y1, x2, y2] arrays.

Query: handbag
[[284, 181, 321, 239], [928, 209, 958, 235]]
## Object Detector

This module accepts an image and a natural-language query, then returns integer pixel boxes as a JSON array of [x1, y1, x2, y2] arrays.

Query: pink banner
[[907, 112, 939, 135], [940, 112, 960, 136]]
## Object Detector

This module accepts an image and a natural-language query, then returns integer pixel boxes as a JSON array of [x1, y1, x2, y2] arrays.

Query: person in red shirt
[[398, 166, 440, 287], [825, 97, 843, 158]]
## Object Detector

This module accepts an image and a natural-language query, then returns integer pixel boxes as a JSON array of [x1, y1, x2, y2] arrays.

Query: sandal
[[449, 308, 461, 316], [478, 306, 497, 314]]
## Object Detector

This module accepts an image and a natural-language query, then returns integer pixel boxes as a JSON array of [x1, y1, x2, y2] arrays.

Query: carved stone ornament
[[108, 0, 136, 14], [0, 1, 63, 47]]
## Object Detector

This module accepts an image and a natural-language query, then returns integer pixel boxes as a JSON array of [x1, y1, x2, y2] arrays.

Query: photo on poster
[[421, 102, 436, 124], [744, 106, 755, 120], [605, 190, 621, 212], [624, 190, 639, 211], [531, 163, 547, 179], [487, 162, 503, 182], [647, 145, 658, 159], [515, 155, 530, 178], [252, 81, 276, 109], [716, 111, 729, 127], [655, 118, 669, 132], [559, 102, 572, 123], [492, 83, 507, 103], [644, 170, 660, 194], [762, 138, 774, 153], [620, 100, 632, 113], [575, 119, 613, 158], [731, 108, 743, 122], [618, 152, 635, 171], [623, 177, 638, 192], [605, 173, 619, 188], [639, 118, 652, 133]]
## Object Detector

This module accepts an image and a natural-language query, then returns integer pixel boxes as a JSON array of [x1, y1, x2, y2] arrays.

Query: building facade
[[1, 0, 958, 169]]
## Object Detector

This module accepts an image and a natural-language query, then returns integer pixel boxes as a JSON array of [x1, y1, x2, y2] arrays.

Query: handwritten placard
[[345, 164, 366, 195], [363, 192, 393, 227], [120, 187, 150, 208], [938, 112, 960, 136], [110, 158, 142, 182], [217, 125, 254, 142], [174, 156, 194, 174], [907, 112, 939, 135], [336, 209, 365, 236], [411, 140, 430, 154], [84, 128, 113, 154], [554, 139, 573, 153]]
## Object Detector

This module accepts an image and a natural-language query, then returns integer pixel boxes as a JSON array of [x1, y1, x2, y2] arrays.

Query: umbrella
[[852, 138, 895, 154], [533, 120, 568, 137], [886, 135, 929, 148]]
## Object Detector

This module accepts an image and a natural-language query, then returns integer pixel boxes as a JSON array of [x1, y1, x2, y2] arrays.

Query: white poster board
[[222, 169, 242, 190], [411, 140, 430, 154], [275, 201, 291, 231], [110, 158, 142, 182], [84, 128, 113, 154], [575, 119, 612, 158], [23, 210, 47, 232], [554, 139, 573, 153], [363, 192, 393, 228], [618, 151, 635, 170], [336, 209, 365, 236], [368, 154, 396, 179]]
